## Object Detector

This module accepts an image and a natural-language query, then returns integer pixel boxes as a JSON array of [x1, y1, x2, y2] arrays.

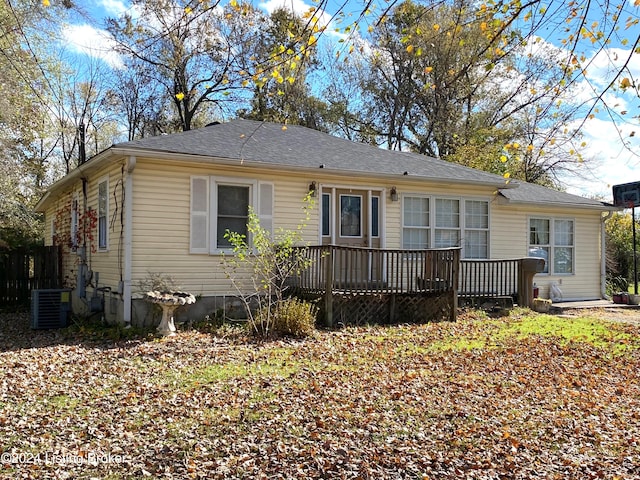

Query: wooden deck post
[[389, 293, 396, 323], [324, 250, 334, 327], [450, 249, 460, 322]]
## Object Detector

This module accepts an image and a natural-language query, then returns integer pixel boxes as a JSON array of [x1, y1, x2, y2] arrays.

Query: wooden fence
[[0, 246, 62, 307]]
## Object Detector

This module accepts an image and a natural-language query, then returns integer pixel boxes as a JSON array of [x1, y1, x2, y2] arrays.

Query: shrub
[[247, 298, 317, 338], [223, 195, 317, 338]]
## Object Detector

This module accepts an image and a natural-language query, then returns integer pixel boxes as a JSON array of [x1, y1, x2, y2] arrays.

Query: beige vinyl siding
[[491, 201, 603, 300], [41, 161, 125, 293], [489, 203, 527, 259], [42, 153, 607, 305], [130, 159, 323, 296], [385, 200, 402, 249], [84, 163, 125, 290]]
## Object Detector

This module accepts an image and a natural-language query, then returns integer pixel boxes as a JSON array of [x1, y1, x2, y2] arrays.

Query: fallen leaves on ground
[[0, 309, 639, 479]]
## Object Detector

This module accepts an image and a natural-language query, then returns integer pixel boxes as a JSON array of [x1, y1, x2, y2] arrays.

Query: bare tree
[[106, 0, 258, 131], [106, 57, 169, 140], [326, 0, 602, 185]]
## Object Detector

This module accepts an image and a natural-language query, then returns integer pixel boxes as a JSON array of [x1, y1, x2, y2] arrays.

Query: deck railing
[[459, 257, 545, 307], [288, 246, 544, 306], [289, 245, 461, 295], [459, 259, 519, 299]]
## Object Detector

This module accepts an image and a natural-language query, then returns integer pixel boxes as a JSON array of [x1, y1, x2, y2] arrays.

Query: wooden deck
[[287, 245, 545, 326], [287, 245, 460, 326]]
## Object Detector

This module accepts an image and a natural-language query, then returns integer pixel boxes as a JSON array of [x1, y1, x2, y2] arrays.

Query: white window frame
[[190, 176, 273, 255], [97, 176, 109, 251], [212, 180, 253, 252], [463, 199, 490, 259], [528, 217, 575, 275], [402, 194, 490, 258], [434, 198, 461, 249], [402, 195, 430, 249]]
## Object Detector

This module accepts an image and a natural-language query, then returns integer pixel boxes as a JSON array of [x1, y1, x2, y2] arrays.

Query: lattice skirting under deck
[[294, 290, 454, 326]]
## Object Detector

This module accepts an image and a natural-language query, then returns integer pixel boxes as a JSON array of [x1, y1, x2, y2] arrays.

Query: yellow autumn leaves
[[500, 142, 535, 181]]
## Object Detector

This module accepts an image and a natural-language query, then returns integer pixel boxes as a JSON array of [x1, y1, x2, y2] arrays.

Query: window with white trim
[[402, 196, 430, 249], [402, 196, 489, 258], [98, 178, 108, 250], [464, 200, 489, 259], [190, 176, 273, 254], [435, 198, 460, 248], [216, 184, 250, 248], [529, 217, 574, 274]]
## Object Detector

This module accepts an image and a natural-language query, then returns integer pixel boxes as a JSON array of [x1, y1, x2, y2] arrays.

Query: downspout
[[123, 156, 136, 326], [601, 210, 613, 299]]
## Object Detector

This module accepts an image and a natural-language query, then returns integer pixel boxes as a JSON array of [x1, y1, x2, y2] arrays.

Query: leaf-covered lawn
[[1, 309, 639, 479]]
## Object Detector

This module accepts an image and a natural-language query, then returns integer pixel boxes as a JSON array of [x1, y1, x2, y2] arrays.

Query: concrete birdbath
[[145, 290, 196, 336]]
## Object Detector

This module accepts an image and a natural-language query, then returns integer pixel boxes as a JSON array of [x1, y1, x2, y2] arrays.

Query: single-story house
[[35, 119, 616, 326]]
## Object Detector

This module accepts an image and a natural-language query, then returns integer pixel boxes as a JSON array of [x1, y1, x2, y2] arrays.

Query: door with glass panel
[[323, 189, 382, 288]]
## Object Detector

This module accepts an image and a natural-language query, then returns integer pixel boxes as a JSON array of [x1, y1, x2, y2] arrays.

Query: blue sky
[[60, 0, 640, 200]]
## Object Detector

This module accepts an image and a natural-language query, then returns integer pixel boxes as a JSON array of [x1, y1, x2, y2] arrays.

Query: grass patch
[[434, 338, 488, 351], [502, 314, 638, 352], [46, 394, 80, 410], [425, 310, 640, 354], [159, 349, 301, 391]]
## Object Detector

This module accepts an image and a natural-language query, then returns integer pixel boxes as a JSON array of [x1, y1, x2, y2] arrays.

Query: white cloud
[[519, 37, 640, 199], [584, 46, 640, 88], [97, 0, 129, 17], [561, 116, 640, 199], [560, 44, 640, 199], [61, 24, 123, 69]]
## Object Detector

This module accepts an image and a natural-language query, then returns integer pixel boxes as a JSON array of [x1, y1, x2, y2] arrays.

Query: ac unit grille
[[31, 289, 72, 329]]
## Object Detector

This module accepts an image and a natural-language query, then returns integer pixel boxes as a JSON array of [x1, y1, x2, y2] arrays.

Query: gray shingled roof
[[498, 181, 610, 209], [115, 118, 508, 187], [113, 118, 611, 210]]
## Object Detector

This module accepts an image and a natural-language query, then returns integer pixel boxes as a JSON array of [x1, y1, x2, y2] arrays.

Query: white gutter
[[601, 210, 614, 299], [123, 156, 136, 325]]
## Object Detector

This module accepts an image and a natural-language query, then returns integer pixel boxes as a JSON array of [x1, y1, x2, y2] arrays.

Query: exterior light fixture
[[309, 181, 317, 197], [390, 186, 398, 202]]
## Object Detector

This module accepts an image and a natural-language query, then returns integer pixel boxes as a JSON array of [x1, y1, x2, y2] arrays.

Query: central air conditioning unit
[[31, 289, 72, 329]]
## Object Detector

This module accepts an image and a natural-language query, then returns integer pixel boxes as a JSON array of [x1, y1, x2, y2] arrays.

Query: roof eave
[[34, 148, 118, 212], [114, 147, 515, 190], [497, 192, 617, 211]]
